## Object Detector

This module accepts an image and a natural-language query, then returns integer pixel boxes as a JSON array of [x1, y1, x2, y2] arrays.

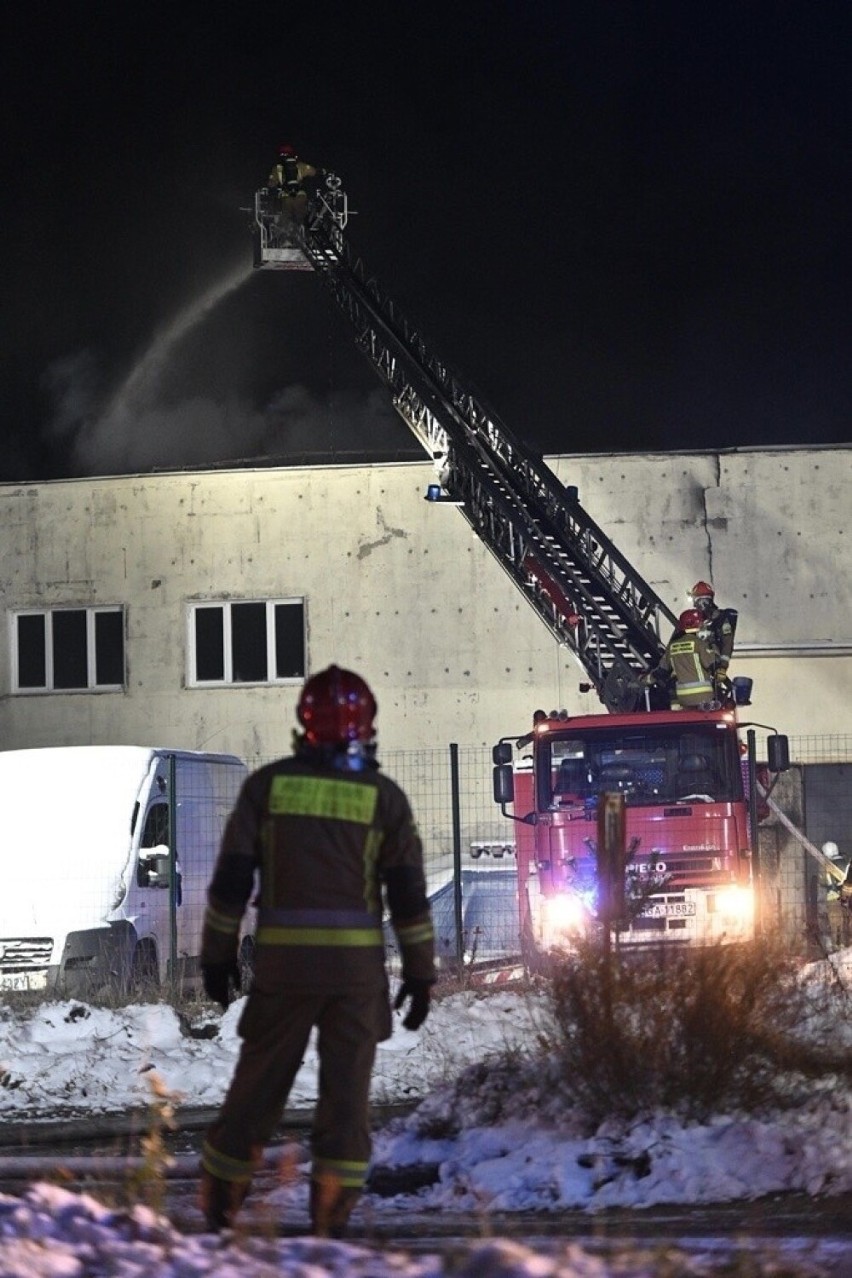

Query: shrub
[[545, 939, 852, 1123]]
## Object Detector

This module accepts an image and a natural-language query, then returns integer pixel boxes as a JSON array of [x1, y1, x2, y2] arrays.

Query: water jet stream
[[102, 260, 252, 421]]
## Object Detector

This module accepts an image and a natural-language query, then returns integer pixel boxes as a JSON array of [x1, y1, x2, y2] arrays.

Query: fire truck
[[253, 170, 790, 959], [492, 708, 789, 958]]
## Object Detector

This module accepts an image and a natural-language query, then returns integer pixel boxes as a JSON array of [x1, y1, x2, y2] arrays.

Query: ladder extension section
[[299, 191, 677, 712]]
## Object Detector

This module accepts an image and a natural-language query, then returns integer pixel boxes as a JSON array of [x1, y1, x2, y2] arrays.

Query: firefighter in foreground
[[199, 665, 435, 1236]]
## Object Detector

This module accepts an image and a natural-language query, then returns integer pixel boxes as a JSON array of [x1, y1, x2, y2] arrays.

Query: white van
[[0, 746, 249, 998]]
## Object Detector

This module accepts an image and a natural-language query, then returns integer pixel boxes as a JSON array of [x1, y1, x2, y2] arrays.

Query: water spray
[[102, 260, 252, 422]]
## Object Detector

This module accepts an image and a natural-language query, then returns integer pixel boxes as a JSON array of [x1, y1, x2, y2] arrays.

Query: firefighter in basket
[[690, 580, 737, 704], [646, 609, 723, 710], [267, 142, 321, 229], [199, 665, 435, 1237]]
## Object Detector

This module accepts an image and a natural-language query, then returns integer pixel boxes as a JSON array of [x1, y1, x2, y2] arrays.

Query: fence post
[[168, 753, 178, 989], [747, 729, 762, 936], [449, 743, 465, 969]]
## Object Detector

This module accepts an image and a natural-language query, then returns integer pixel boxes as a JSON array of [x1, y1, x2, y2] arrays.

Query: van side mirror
[[492, 741, 513, 765], [767, 735, 790, 773], [138, 848, 171, 889]]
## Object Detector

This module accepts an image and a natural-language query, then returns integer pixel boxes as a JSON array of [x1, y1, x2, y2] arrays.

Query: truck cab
[[494, 708, 785, 959]]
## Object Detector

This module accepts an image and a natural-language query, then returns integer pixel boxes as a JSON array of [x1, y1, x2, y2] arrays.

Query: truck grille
[[0, 938, 53, 970], [665, 857, 717, 874]]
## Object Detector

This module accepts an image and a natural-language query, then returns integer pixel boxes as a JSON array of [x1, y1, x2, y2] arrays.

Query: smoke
[[41, 350, 104, 443], [41, 262, 408, 476], [42, 353, 406, 477]]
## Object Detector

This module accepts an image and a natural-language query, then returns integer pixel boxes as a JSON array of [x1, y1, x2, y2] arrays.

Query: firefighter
[[840, 859, 852, 920], [690, 581, 736, 700], [654, 609, 721, 709], [267, 142, 319, 227], [823, 841, 851, 947], [198, 665, 435, 1237]]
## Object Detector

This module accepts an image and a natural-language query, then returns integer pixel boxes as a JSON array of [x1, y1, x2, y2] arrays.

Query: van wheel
[[130, 942, 160, 997], [238, 936, 255, 993]]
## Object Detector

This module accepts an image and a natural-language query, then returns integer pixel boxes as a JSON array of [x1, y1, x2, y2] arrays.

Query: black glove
[[393, 978, 432, 1031], [202, 961, 240, 1012]]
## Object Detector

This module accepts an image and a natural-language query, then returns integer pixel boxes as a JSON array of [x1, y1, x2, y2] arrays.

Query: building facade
[[0, 445, 849, 763]]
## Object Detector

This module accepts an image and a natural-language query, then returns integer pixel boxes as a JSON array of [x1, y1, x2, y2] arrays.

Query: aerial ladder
[[253, 175, 679, 713]]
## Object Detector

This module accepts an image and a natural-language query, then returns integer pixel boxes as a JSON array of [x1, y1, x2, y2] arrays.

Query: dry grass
[[545, 939, 852, 1123], [408, 939, 852, 1136]]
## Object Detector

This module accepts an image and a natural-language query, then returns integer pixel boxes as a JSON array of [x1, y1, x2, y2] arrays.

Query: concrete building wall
[[0, 445, 848, 762]]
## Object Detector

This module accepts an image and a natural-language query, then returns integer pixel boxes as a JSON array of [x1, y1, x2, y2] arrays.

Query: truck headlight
[[713, 885, 754, 920], [542, 892, 588, 936]]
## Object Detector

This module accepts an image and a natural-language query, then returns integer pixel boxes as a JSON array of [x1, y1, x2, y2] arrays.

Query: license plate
[[642, 901, 697, 918], [0, 970, 48, 992]]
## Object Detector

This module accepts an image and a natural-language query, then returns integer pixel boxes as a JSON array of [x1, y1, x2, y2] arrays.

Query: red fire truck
[[493, 707, 789, 960]]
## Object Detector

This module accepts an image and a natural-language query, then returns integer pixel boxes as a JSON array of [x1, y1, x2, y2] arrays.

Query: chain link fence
[[246, 745, 523, 974], [252, 735, 852, 969], [0, 737, 848, 1006]]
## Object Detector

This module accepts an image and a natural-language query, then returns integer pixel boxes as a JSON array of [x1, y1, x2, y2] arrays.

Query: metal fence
[[379, 745, 520, 970], [253, 735, 852, 968], [248, 745, 523, 973], [1, 736, 848, 1005]]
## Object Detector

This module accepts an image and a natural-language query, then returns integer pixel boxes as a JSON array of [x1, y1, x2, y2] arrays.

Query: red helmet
[[678, 609, 703, 631], [297, 665, 377, 746], [278, 143, 297, 158], [690, 580, 714, 600]]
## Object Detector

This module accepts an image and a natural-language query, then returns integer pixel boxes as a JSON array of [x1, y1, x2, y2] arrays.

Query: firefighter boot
[[200, 1169, 247, 1232], [309, 1176, 360, 1239]]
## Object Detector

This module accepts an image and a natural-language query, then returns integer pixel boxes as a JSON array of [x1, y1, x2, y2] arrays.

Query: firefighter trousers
[[201, 982, 390, 1232]]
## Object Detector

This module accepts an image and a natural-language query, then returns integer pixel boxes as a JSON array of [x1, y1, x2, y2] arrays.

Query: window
[[188, 599, 305, 686], [11, 607, 125, 693], [542, 725, 741, 809], [140, 803, 170, 849]]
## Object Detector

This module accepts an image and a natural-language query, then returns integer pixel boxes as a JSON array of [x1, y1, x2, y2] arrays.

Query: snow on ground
[[0, 985, 539, 1120], [10, 1182, 846, 1278], [0, 949, 850, 1275]]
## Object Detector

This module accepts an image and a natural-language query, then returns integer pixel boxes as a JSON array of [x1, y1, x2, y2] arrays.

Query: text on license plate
[[0, 971, 48, 992], [642, 901, 697, 918]]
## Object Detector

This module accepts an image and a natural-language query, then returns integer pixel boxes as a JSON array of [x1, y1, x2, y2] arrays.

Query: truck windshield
[[543, 724, 741, 809]]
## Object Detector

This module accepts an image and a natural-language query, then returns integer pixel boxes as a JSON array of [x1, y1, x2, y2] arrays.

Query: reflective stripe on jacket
[[201, 756, 434, 988], [661, 633, 716, 706]]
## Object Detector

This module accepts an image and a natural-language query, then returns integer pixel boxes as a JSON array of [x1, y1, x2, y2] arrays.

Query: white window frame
[[10, 606, 126, 694], [186, 598, 306, 688]]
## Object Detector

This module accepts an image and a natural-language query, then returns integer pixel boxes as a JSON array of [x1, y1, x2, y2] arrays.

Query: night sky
[[1, 1, 849, 481]]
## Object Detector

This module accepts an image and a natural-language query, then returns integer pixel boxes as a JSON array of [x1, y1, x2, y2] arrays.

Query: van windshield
[[542, 724, 742, 809]]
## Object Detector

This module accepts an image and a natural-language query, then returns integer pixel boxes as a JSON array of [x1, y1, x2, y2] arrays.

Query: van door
[[173, 796, 213, 976], [134, 799, 175, 978]]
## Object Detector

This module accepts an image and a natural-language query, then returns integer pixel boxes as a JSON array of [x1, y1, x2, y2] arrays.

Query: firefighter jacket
[[201, 752, 435, 992], [702, 605, 735, 671], [659, 628, 719, 707], [268, 157, 317, 193], [840, 863, 852, 914]]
